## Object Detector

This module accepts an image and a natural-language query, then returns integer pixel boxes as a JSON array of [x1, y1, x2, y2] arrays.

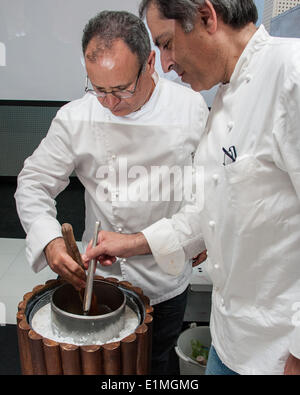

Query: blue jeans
[[205, 345, 239, 375], [151, 287, 188, 375]]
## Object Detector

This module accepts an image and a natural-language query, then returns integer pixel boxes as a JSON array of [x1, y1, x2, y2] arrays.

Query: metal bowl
[[50, 280, 126, 344]]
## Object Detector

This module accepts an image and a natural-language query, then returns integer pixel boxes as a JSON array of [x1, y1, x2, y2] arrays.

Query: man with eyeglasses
[[15, 10, 208, 374]]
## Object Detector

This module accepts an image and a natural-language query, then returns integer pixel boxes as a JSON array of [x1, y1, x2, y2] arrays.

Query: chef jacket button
[[212, 174, 219, 183], [111, 154, 116, 160], [121, 258, 127, 263], [227, 121, 234, 131], [209, 220, 216, 228], [246, 74, 252, 83], [214, 264, 220, 269], [117, 227, 123, 232]]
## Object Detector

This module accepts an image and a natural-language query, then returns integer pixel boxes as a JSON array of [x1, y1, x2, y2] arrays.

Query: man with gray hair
[[85, 1, 300, 375], [15, 10, 209, 374]]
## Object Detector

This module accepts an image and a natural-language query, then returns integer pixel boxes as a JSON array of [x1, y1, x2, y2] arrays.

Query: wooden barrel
[[17, 277, 152, 375]]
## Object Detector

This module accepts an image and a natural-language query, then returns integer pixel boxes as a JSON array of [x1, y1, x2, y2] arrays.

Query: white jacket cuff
[[289, 325, 300, 359], [26, 216, 62, 273], [142, 218, 186, 276]]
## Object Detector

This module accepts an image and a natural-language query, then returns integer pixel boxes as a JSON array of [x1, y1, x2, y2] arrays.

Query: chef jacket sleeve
[[272, 56, 300, 359], [14, 115, 75, 273], [142, 203, 205, 276]]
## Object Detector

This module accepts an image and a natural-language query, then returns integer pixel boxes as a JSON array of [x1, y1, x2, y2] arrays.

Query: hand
[[82, 231, 150, 267], [44, 237, 87, 291], [192, 249, 207, 267], [284, 354, 300, 375]]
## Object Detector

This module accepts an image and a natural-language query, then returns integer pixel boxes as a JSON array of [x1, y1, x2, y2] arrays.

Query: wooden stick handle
[[61, 223, 85, 269]]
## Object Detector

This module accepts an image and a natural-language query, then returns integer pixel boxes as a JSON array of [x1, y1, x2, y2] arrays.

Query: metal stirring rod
[[83, 220, 101, 315]]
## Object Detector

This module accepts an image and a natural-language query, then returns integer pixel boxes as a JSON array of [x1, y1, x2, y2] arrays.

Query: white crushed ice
[[31, 302, 139, 346]]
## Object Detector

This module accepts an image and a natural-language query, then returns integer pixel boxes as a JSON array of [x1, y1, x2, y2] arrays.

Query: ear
[[198, 0, 218, 34], [146, 50, 156, 74]]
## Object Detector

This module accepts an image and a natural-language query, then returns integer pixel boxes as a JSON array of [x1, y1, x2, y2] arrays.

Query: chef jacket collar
[[224, 25, 270, 88]]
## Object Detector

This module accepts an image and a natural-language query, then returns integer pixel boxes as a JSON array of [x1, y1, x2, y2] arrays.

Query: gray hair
[[139, 0, 258, 32], [82, 11, 151, 68]]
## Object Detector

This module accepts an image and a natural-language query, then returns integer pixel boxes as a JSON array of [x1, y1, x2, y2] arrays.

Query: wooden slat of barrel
[[121, 333, 137, 375], [18, 300, 25, 312], [144, 314, 153, 373], [60, 343, 81, 375], [28, 330, 47, 375], [119, 280, 133, 289], [23, 291, 33, 303], [94, 275, 105, 281], [105, 277, 119, 284], [16, 311, 25, 325], [17, 319, 33, 375], [140, 294, 154, 315], [102, 341, 121, 375], [132, 286, 144, 297], [32, 284, 45, 294], [135, 323, 149, 375], [45, 279, 60, 286], [146, 305, 154, 315], [43, 338, 63, 375], [80, 345, 103, 375]]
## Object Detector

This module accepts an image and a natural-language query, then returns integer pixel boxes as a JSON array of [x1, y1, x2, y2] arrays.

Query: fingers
[[44, 237, 87, 290], [83, 232, 117, 266], [98, 255, 117, 266], [81, 239, 105, 267], [85, 239, 93, 252], [48, 252, 86, 291], [81, 253, 89, 270], [85, 244, 107, 261], [192, 250, 207, 267], [82, 253, 116, 267]]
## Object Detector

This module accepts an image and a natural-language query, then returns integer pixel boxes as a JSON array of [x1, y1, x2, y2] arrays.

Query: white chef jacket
[[15, 73, 209, 305], [142, 26, 300, 374]]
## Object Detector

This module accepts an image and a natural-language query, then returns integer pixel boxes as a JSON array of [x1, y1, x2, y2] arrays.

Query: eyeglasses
[[85, 65, 143, 99]]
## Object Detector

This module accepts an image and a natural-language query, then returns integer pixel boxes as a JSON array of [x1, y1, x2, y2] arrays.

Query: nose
[[160, 51, 175, 74], [99, 93, 121, 110]]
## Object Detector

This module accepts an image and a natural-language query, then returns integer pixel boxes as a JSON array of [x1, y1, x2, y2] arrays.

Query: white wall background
[[0, 0, 266, 104], [0, 0, 140, 101]]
